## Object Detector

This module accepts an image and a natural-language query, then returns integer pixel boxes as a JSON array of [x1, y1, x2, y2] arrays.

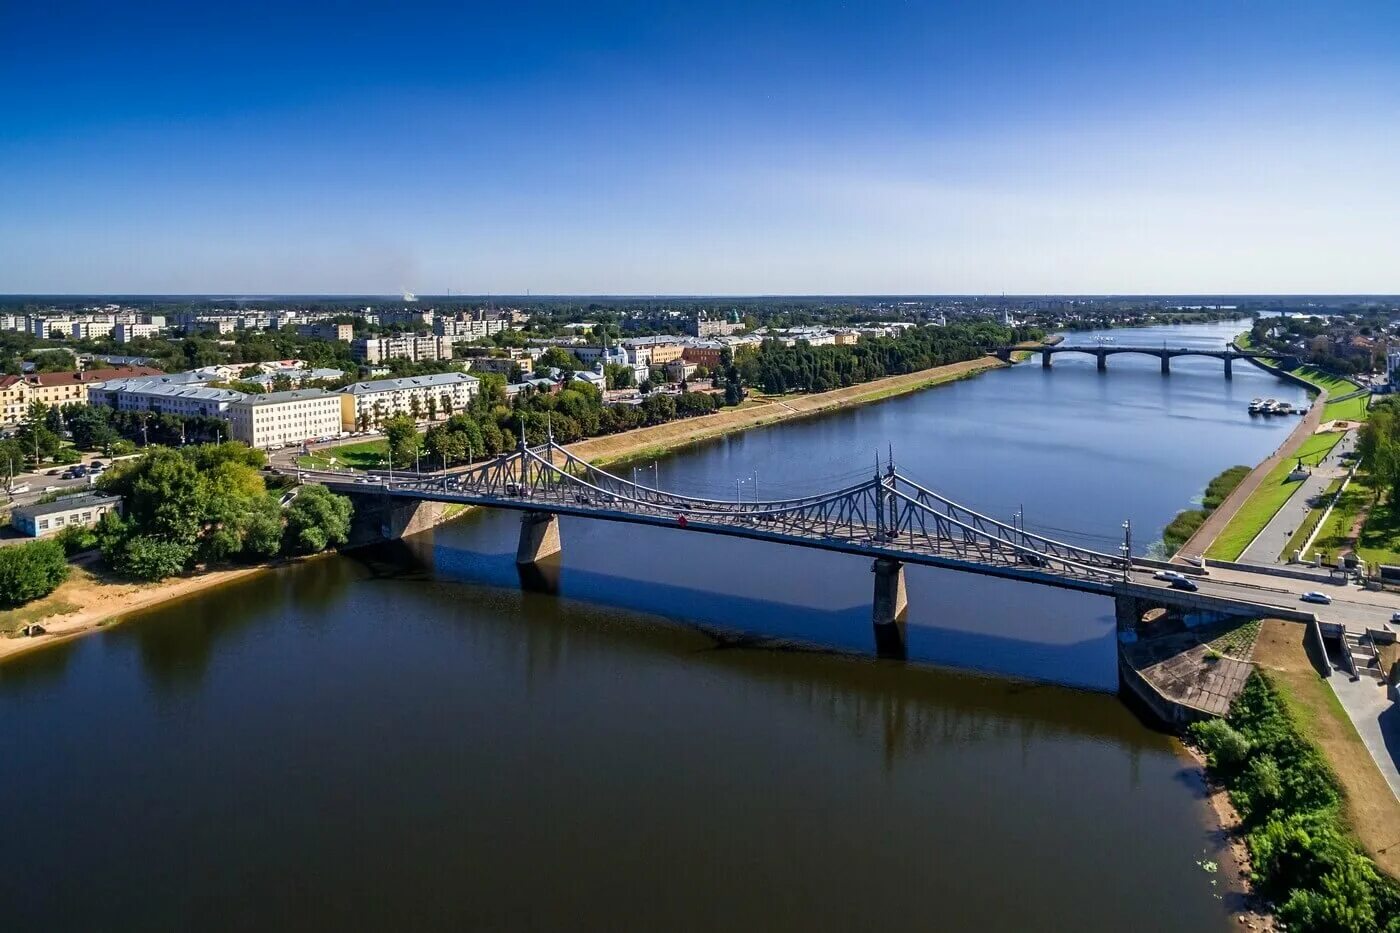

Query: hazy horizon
[[4, 1, 1397, 295]]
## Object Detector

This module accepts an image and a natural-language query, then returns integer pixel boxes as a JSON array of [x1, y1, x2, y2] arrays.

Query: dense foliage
[[0, 538, 70, 608], [1162, 464, 1251, 553], [735, 322, 1040, 394], [1359, 397, 1400, 507], [93, 442, 353, 581], [1190, 674, 1400, 930]]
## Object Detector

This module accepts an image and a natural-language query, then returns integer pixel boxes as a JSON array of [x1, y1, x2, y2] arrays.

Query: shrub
[[0, 538, 70, 607], [1189, 718, 1249, 770], [283, 486, 353, 555], [110, 535, 195, 582], [53, 523, 98, 556]]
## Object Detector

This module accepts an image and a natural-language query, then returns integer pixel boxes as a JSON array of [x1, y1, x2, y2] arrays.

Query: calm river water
[[2, 320, 1310, 931]]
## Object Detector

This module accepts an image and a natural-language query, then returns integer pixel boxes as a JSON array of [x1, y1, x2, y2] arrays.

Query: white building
[[227, 389, 343, 449], [353, 335, 454, 364], [89, 380, 244, 418], [340, 371, 479, 430], [11, 494, 122, 538], [114, 322, 162, 343]]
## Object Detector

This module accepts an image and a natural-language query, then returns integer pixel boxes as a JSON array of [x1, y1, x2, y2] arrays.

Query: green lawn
[[298, 439, 390, 471], [1323, 394, 1370, 423], [1292, 364, 1361, 397], [1205, 431, 1344, 560]]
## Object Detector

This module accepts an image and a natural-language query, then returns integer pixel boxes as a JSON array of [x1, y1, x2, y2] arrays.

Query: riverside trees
[[94, 442, 353, 581]]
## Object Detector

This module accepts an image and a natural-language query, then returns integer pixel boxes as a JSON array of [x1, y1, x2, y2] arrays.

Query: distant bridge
[[313, 433, 1328, 658], [993, 344, 1294, 377]]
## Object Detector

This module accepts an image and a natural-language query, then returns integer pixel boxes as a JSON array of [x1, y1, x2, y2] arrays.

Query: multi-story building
[[620, 336, 686, 365], [24, 366, 165, 409], [227, 389, 343, 449], [11, 494, 122, 538], [70, 320, 115, 340], [692, 313, 743, 337], [114, 322, 162, 343], [352, 335, 453, 364], [680, 341, 725, 369], [30, 316, 74, 339], [466, 356, 532, 379], [89, 380, 244, 418], [339, 372, 479, 430], [0, 375, 33, 425], [435, 315, 510, 340], [376, 309, 435, 329], [296, 322, 355, 342]]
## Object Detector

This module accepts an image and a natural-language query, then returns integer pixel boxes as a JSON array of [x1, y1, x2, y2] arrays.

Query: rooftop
[[26, 366, 163, 387], [13, 493, 122, 520], [345, 372, 479, 395], [234, 388, 337, 406]]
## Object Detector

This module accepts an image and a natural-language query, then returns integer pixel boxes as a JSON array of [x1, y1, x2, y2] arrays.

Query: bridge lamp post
[[1121, 519, 1132, 580]]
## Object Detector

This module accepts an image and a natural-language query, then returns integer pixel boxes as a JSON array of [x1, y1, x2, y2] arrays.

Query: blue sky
[[2, 0, 1397, 295]]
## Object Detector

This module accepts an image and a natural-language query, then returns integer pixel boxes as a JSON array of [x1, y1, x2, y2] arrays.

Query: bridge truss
[[368, 436, 1130, 588]]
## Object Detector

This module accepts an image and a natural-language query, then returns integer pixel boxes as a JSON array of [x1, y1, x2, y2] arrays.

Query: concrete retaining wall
[[1203, 557, 1345, 585]]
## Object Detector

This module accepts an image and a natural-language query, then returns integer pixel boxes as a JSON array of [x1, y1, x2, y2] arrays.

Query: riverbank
[[571, 355, 1007, 465], [0, 553, 334, 665], [2, 354, 1009, 665]]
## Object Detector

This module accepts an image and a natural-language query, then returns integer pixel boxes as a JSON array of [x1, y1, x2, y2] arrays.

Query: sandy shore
[[0, 554, 329, 665], [0, 354, 1006, 666]]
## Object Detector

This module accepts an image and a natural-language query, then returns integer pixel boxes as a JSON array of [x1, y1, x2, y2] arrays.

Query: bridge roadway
[[304, 439, 1400, 647], [994, 343, 1287, 376]]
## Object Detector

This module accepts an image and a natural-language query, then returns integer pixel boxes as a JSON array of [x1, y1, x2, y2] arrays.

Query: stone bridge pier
[[343, 490, 447, 546], [1096, 349, 1107, 371], [1224, 355, 1233, 379], [872, 558, 909, 660], [1041, 349, 1053, 369], [1160, 354, 1171, 375], [517, 511, 562, 565]]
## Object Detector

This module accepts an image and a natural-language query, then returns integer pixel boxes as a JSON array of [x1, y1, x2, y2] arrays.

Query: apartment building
[[24, 366, 165, 409], [227, 389, 343, 449], [0, 375, 33, 425], [297, 322, 355, 342], [89, 380, 244, 418], [339, 372, 479, 430], [114, 322, 163, 343], [352, 335, 454, 364]]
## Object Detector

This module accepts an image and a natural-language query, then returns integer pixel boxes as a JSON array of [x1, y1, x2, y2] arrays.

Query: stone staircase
[[1345, 631, 1385, 682]]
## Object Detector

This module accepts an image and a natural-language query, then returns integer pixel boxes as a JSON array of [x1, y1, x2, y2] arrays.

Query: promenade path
[[1175, 389, 1327, 563], [1240, 429, 1357, 566]]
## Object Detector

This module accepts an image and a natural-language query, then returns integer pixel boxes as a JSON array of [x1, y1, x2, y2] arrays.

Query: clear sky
[[2, 0, 1397, 295]]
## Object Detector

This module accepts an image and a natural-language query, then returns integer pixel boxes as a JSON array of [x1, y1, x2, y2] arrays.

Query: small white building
[[11, 494, 122, 538], [340, 371, 480, 430], [228, 389, 344, 449]]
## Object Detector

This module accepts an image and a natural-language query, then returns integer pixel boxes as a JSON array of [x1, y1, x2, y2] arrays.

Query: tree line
[[734, 322, 1041, 394]]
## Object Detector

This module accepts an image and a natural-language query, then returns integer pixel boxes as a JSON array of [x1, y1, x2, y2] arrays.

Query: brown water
[[1, 321, 1301, 930]]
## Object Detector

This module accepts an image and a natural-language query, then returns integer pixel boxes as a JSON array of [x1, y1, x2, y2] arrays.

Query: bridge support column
[[1096, 350, 1107, 372], [1160, 354, 1171, 375], [1224, 356, 1233, 379], [516, 511, 562, 566], [1114, 593, 1144, 644], [1041, 349, 1052, 369], [871, 558, 908, 659]]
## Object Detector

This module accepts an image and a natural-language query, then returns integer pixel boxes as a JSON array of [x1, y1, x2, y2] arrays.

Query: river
[[1, 319, 1310, 931]]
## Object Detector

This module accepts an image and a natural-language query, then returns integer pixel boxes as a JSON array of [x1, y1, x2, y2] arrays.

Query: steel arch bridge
[[324, 435, 1130, 594]]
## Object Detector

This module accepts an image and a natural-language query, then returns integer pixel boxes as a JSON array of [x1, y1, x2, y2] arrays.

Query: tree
[[409, 395, 422, 420], [539, 347, 585, 372], [426, 396, 438, 421], [356, 410, 371, 432], [111, 534, 196, 581], [283, 486, 353, 554], [382, 414, 421, 470], [0, 538, 69, 608]]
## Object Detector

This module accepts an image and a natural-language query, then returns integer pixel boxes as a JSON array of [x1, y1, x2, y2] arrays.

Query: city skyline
[[3, 0, 1397, 295]]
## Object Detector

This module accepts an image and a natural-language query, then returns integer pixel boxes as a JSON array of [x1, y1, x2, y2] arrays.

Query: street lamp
[[1121, 519, 1132, 580]]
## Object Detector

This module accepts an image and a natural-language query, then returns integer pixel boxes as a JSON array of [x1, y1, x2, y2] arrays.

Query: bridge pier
[[1224, 356, 1233, 379], [1041, 349, 1052, 369], [517, 511, 562, 566], [1160, 355, 1171, 375], [871, 558, 908, 659], [1096, 349, 1107, 372]]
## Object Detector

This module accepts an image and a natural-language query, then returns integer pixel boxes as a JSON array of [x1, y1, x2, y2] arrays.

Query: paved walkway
[[1240, 430, 1357, 565], [1177, 387, 1328, 563], [1330, 673, 1400, 799]]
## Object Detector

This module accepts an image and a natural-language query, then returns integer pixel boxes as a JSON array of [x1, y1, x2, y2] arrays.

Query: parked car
[[90, 460, 105, 469], [9, 483, 30, 494], [1390, 611, 1400, 624], [1300, 591, 1332, 605], [1168, 577, 1199, 592]]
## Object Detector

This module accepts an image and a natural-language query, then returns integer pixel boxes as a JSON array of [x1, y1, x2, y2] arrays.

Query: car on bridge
[[1301, 591, 1333, 605], [1153, 570, 1186, 583], [1168, 577, 1198, 592]]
